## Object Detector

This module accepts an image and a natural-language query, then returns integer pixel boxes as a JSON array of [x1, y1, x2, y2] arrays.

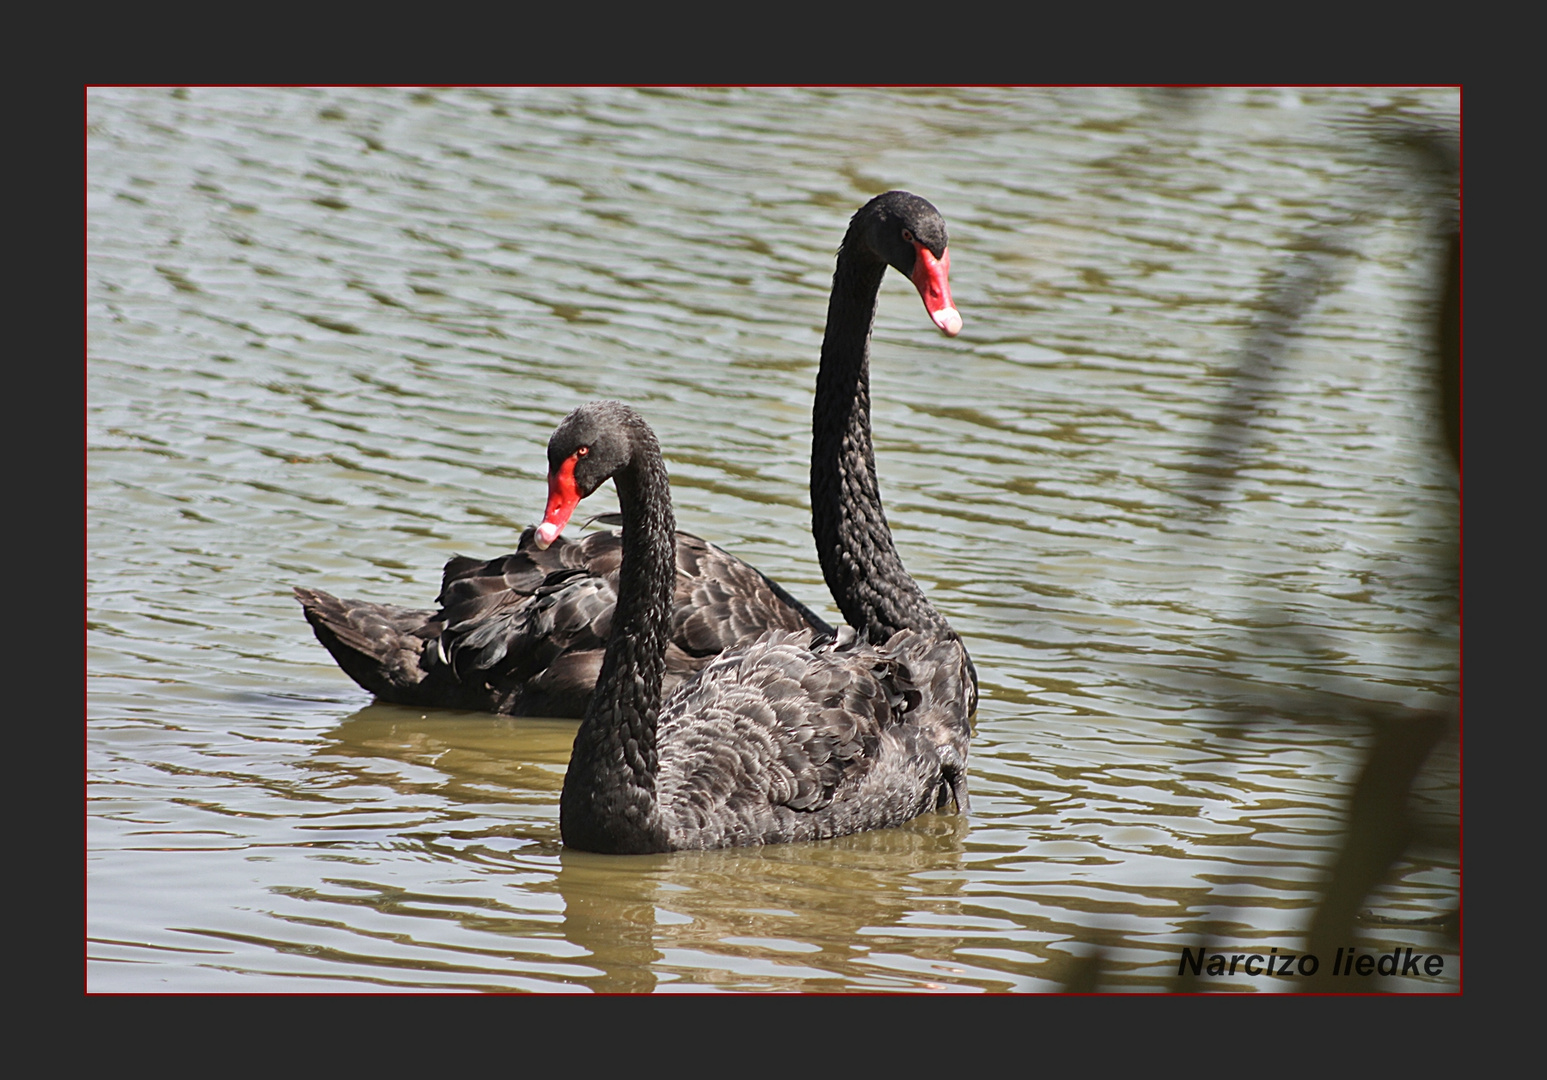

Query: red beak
[[909, 244, 962, 337], [534, 454, 581, 549]]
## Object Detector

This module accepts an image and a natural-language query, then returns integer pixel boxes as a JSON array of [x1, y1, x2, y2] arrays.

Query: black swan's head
[[850, 190, 961, 338], [534, 400, 655, 549]]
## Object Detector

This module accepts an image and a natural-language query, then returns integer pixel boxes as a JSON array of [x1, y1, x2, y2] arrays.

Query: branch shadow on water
[[1071, 113, 1461, 993]]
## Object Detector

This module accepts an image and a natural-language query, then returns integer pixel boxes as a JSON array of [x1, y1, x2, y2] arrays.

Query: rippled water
[[87, 85, 1461, 992]]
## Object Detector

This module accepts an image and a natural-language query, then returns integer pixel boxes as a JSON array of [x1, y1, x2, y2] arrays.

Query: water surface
[[88, 86, 1461, 992]]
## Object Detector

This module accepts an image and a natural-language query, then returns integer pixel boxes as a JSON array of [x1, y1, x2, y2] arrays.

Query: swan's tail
[[293, 586, 441, 702]]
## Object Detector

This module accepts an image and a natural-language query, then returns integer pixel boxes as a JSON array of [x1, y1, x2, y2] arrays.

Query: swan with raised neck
[[812, 190, 962, 645]]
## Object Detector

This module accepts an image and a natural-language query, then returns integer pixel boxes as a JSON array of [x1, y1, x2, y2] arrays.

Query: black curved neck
[[560, 438, 675, 853], [811, 233, 952, 644]]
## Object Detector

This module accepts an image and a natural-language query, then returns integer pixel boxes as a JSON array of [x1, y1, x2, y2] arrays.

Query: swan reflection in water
[[285, 703, 972, 992]]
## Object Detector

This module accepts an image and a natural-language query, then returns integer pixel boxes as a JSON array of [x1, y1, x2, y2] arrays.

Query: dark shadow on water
[[1073, 111, 1461, 993]]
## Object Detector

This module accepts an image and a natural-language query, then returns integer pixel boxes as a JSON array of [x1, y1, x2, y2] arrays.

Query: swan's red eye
[[576, 446, 589, 457], [901, 228, 915, 244]]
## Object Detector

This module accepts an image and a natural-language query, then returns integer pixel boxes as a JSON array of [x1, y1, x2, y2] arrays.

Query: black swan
[[538, 401, 974, 853], [296, 190, 963, 718]]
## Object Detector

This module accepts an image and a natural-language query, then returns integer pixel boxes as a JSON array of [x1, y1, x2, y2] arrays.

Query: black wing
[[654, 628, 973, 849], [298, 526, 833, 717]]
